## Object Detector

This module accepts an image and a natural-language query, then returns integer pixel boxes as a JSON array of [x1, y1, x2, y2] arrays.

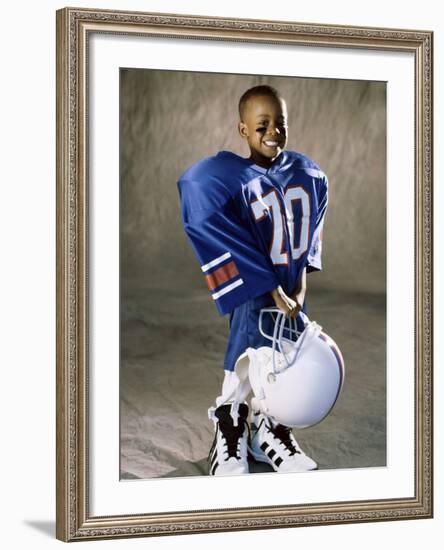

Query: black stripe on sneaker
[[260, 442, 269, 452], [211, 462, 219, 475], [274, 456, 283, 467], [268, 449, 276, 459]]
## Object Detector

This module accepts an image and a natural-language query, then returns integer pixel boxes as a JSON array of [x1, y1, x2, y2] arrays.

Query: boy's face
[[238, 94, 288, 168]]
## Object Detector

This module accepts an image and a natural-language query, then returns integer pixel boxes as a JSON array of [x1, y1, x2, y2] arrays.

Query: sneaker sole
[[248, 446, 318, 472], [248, 447, 283, 471]]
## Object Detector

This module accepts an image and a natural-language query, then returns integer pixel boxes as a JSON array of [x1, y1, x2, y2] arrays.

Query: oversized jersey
[[178, 150, 328, 317]]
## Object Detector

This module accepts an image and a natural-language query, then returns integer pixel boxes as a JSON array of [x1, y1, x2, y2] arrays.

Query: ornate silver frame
[[56, 7, 433, 542]]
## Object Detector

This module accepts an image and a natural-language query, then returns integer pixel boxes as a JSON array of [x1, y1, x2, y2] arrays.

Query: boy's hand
[[271, 286, 299, 318], [290, 288, 305, 316]]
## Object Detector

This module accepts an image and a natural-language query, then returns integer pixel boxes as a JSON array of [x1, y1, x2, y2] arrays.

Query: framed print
[[56, 7, 433, 542]]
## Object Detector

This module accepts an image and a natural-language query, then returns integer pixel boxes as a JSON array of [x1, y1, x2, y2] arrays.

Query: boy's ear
[[238, 121, 248, 138]]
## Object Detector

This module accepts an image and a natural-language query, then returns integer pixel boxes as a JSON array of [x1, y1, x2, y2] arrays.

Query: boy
[[178, 85, 328, 475]]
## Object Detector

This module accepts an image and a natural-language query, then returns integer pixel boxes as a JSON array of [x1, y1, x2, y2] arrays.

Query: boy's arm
[[271, 267, 307, 318], [292, 266, 307, 313], [270, 286, 298, 318]]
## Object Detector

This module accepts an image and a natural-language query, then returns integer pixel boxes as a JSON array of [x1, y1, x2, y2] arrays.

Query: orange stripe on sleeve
[[205, 261, 239, 291]]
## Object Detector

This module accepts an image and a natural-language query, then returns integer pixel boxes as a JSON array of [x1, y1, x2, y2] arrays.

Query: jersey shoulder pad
[[178, 150, 250, 198], [178, 154, 236, 214], [179, 151, 246, 182], [283, 150, 327, 180], [179, 154, 219, 182]]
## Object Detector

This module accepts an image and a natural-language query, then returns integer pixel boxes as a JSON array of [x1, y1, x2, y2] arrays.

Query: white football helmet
[[235, 308, 345, 429]]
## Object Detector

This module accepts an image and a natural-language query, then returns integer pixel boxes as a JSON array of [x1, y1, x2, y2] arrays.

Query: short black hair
[[238, 85, 283, 120]]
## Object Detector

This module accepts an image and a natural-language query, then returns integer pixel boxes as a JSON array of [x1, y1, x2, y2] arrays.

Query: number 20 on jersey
[[251, 186, 310, 266]]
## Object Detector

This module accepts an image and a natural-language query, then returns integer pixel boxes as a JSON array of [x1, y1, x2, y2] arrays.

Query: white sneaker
[[208, 403, 250, 476], [249, 399, 317, 473]]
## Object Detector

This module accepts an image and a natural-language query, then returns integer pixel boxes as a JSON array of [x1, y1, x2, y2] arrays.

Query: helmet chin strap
[[258, 307, 322, 374], [277, 315, 322, 373]]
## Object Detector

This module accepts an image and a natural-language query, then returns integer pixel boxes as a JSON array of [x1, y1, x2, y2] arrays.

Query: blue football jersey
[[178, 150, 328, 316]]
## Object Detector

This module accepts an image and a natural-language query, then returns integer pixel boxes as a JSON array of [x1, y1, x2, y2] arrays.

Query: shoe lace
[[208, 422, 250, 462], [266, 421, 300, 456]]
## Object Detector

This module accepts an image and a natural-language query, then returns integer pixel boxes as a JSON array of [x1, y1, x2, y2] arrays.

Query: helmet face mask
[[243, 308, 345, 428]]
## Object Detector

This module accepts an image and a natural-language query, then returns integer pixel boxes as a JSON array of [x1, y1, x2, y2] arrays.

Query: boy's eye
[[255, 122, 287, 133]]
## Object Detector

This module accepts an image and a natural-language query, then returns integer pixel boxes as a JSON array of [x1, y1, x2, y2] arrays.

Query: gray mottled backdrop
[[121, 70, 386, 293], [120, 70, 386, 479]]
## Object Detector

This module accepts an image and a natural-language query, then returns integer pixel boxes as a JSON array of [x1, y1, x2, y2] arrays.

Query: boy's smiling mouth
[[263, 140, 280, 148]]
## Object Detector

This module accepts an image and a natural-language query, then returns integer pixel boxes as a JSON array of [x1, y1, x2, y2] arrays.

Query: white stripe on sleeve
[[211, 278, 244, 300], [201, 252, 232, 272]]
